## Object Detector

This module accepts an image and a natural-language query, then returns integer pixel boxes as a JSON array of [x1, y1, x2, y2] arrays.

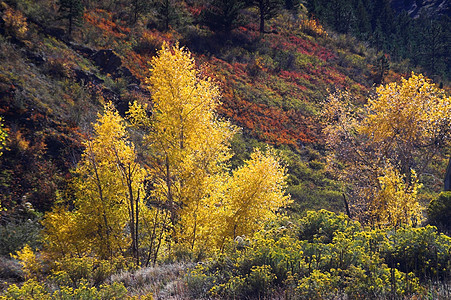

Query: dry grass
[[108, 262, 193, 299], [0, 256, 24, 292]]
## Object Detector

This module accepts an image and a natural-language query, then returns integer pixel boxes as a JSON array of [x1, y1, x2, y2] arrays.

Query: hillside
[[305, 0, 450, 81], [1, 1, 450, 298], [391, 0, 450, 18], [0, 1, 385, 214]]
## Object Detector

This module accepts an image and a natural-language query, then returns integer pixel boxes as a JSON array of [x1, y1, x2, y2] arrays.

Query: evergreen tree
[[418, 17, 449, 78], [58, 0, 84, 37], [203, 0, 245, 33], [131, 0, 151, 24], [153, 0, 189, 31], [353, 0, 371, 39], [251, 0, 284, 33]]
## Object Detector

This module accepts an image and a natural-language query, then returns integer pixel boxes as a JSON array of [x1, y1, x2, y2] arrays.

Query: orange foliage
[[218, 90, 316, 147], [2, 4, 28, 39], [83, 9, 130, 39]]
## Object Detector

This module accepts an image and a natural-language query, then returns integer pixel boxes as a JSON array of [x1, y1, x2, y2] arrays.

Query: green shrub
[[381, 225, 451, 281], [184, 210, 448, 299], [296, 269, 338, 299], [48, 256, 134, 288], [428, 192, 451, 231], [297, 209, 360, 243], [1, 279, 128, 300], [0, 219, 41, 256]]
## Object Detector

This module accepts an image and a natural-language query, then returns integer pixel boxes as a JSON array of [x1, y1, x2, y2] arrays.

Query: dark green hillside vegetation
[[0, 0, 450, 299], [305, 0, 450, 81]]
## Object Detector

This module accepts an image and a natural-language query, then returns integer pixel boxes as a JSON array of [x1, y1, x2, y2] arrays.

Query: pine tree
[[131, 0, 151, 24], [203, 0, 245, 33], [251, 0, 284, 33], [58, 0, 84, 37]]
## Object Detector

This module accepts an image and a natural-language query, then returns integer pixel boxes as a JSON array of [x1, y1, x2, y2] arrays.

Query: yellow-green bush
[[48, 255, 135, 288], [184, 210, 448, 299], [0, 279, 127, 300], [428, 192, 451, 231]]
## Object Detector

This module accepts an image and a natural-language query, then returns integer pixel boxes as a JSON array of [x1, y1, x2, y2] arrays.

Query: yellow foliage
[[218, 148, 290, 246], [72, 103, 136, 258], [129, 43, 236, 251], [360, 73, 451, 148], [0, 117, 6, 211], [41, 206, 88, 258], [322, 74, 450, 226], [1, 3, 28, 39], [0, 116, 6, 156], [129, 44, 289, 253], [300, 18, 328, 37], [43, 103, 147, 260], [370, 164, 423, 228], [11, 244, 41, 280]]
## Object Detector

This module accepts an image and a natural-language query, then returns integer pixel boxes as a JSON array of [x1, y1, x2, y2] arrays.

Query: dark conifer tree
[[251, 0, 284, 33], [131, 0, 151, 24], [353, 0, 371, 39], [153, 0, 185, 31], [59, 0, 84, 37], [203, 0, 245, 32]]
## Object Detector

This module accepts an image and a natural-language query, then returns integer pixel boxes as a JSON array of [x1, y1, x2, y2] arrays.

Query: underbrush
[[109, 263, 191, 299], [2, 210, 450, 299], [184, 210, 451, 299]]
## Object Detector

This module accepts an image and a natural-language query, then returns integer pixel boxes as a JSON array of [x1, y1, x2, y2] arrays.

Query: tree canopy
[[323, 73, 451, 226]]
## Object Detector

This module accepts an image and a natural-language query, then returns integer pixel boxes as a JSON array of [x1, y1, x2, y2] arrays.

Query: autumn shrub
[[45, 58, 72, 78], [183, 211, 447, 299], [48, 255, 135, 288], [133, 31, 162, 55], [1, 4, 28, 39], [300, 19, 327, 37], [0, 279, 128, 300], [246, 57, 263, 77], [10, 244, 41, 280], [428, 192, 451, 232], [0, 219, 41, 256]]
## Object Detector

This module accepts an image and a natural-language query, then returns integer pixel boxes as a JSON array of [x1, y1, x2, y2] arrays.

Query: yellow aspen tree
[[128, 43, 236, 252], [129, 44, 290, 255], [41, 206, 88, 258], [323, 73, 451, 226], [216, 148, 290, 249], [359, 73, 451, 179], [43, 103, 146, 261]]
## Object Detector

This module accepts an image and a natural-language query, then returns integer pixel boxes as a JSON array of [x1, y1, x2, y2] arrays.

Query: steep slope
[[391, 0, 450, 18], [0, 1, 409, 216]]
